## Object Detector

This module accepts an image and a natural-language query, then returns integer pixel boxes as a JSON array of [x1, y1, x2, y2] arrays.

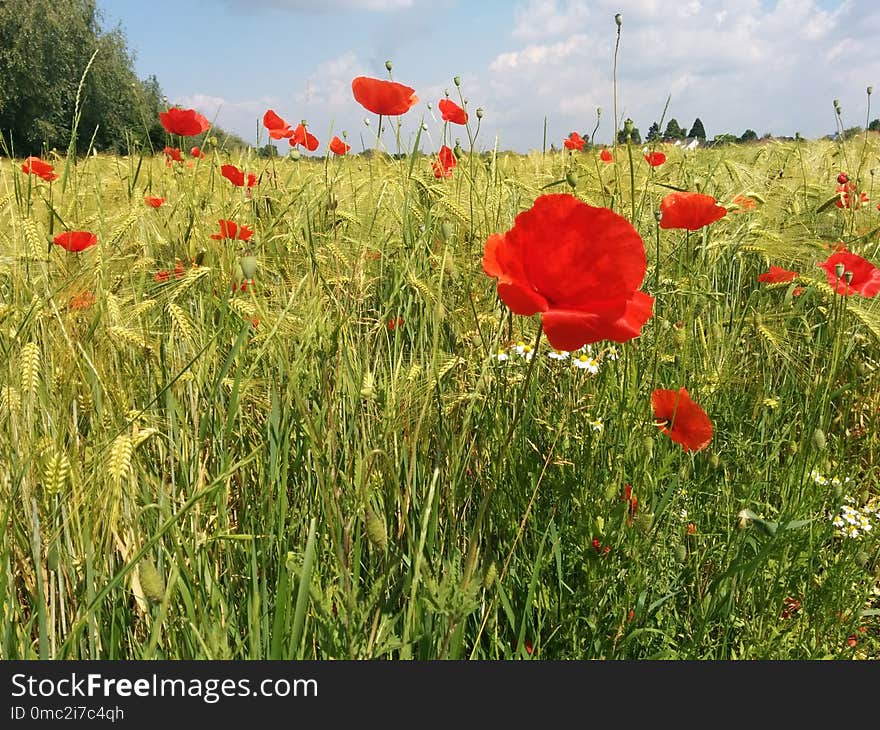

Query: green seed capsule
[[240, 255, 258, 280], [709, 453, 721, 470], [139, 559, 165, 603], [482, 560, 497, 589], [365, 507, 388, 552], [812, 428, 827, 450]]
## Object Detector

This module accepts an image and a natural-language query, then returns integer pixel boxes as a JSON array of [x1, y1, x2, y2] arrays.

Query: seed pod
[[482, 560, 497, 589], [642, 435, 654, 459], [709, 453, 721, 470], [675, 544, 687, 563], [365, 506, 388, 552], [240, 255, 258, 280], [139, 559, 165, 603], [565, 172, 577, 189], [812, 428, 827, 451]]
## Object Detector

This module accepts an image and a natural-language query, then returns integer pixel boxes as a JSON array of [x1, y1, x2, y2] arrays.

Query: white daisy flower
[[573, 354, 599, 374], [547, 349, 570, 360]]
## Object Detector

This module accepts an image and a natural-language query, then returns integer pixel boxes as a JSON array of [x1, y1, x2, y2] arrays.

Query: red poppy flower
[[160, 107, 210, 136], [53, 231, 98, 253], [659, 191, 727, 231], [351, 76, 419, 116], [163, 146, 183, 163], [731, 194, 756, 212], [837, 172, 849, 185], [290, 124, 319, 152], [757, 266, 798, 284], [155, 269, 171, 283], [432, 145, 457, 178], [190, 146, 206, 159], [599, 149, 613, 163], [387, 316, 404, 330], [21, 156, 58, 182], [817, 252, 880, 297], [563, 132, 585, 151], [438, 98, 468, 125], [652, 387, 713, 452], [835, 182, 869, 209], [482, 193, 654, 351], [644, 151, 666, 167], [329, 136, 350, 155], [173, 260, 185, 279], [210, 219, 254, 242], [69, 290, 96, 311], [221, 164, 257, 188], [263, 109, 294, 140], [144, 196, 166, 208]]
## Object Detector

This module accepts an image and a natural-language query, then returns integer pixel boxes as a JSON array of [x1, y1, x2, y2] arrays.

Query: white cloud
[[512, 1, 590, 42], [222, 0, 419, 10], [489, 33, 590, 72]]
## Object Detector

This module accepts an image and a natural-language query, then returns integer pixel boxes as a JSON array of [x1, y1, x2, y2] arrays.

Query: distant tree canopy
[[739, 129, 758, 143], [870, 118, 880, 132], [645, 122, 661, 142], [688, 117, 706, 140], [0, 0, 247, 156], [662, 118, 686, 141], [617, 124, 642, 144]]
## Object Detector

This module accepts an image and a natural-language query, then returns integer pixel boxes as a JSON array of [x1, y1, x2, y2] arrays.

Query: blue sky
[[99, 0, 880, 153]]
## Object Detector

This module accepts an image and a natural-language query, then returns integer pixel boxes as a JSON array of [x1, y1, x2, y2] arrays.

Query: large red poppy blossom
[[160, 107, 210, 137], [482, 193, 654, 351], [652, 387, 713, 452], [210, 219, 254, 242], [53, 231, 98, 253], [659, 191, 727, 231], [438, 98, 468, 125], [432, 145, 457, 178], [757, 266, 798, 284], [290, 124, 319, 151], [144, 196, 166, 208], [352, 76, 419, 116], [644, 151, 666, 167], [329, 136, 350, 155], [21, 156, 58, 182], [817, 252, 880, 297], [263, 109, 294, 140], [599, 149, 613, 163], [563, 132, 585, 151], [221, 164, 257, 188]]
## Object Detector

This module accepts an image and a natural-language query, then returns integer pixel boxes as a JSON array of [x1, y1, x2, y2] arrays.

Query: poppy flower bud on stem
[[385, 60, 393, 72], [476, 107, 484, 119], [615, 12, 622, 27], [566, 172, 577, 189], [868, 86, 873, 96], [454, 76, 461, 87], [835, 262, 845, 279]]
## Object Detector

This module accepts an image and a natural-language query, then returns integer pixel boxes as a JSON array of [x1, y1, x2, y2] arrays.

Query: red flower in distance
[[644, 151, 666, 167], [438, 98, 468, 125], [210, 220, 254, 242], [817, 252, 880, 297], [144, 196, 166, 208], [758, 266, 798, 284], [835, 182, 869, 209], [163, 146, 183, 163], [263, 109, 294, 140], [190, 146, 206, 159], [563, 132, 585, 151], [290, 124, 319, 152], [329, 136, 351, 155], [837, 172, 849, 185], [482, 193, 654, 351], [432, 145, 457, 178], [221, 164, 257, 188], [21, 156, 58, 182], [352, 76, 419, 116], [659, 192, 727, 231], [731, 194, 757, 212], [388, 316, 404, 330], [160, 107, 210, 137], [53, 231, 98, 253], [599, 149, 613, 163], [652, 387, 713, 452]]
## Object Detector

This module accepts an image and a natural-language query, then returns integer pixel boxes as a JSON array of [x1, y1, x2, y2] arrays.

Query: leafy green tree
[[617, 125, 641, 144], [739, 129, 758, 143], [869, 118, 880, 132], [662, 118, 685, 140], [688, 117, 706, 140], [645, 122, 661, 142]]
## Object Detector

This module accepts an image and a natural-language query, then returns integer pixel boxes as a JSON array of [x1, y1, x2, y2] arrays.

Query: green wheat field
[[2, 128, 880, 660]]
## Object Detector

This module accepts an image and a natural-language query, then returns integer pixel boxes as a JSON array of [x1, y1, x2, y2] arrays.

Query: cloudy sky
[[101, 0, 880, 153]]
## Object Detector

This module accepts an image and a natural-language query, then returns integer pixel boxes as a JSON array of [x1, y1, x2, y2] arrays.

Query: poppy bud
[[709, 453, 721, 470], [596, 107, 602, 118], [441, 220, 454, 241], [365, 506, 388, 552], [856, 551, 870, 569], [444, 88, 450, 98], [833, 99, 840, 108], [837, 172, 849, 184], [566, 172, 577, 189], [194, 249, 207, 267], [654, 209, 662, 222], [812, 428, 826, 450], [615, 13, 622, 26], [290, 148, 301, 160], [868, 86, 874, 96], [675, 544, 687, 563], [454, 76, 461, 87], [240, 255, 258, 280], [454, 142, 463, 158], [624, 118, 634, 135], [835, 262, 845, 279], [642, 435, 654, 459], [482, 560, 497, 589], [385, 59, 393, 71], [844, 271, 853, 285], [139, 559, 165, 604], [363, 117, 370, 126], [476, 107, 484, 119]]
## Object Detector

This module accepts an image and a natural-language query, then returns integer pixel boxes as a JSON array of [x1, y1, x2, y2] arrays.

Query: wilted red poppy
[[190, 146, 206, 159], [757, 266, 798, 284], [160, 107, 210, 136], [263, 109, 294, 139], [352, 76, 418, 116], [21, 156, 58, 182], [329, 136, 350, 155], [432, 145, 457, 178], [144, 196, 166, 208], [599, 149, 613, 163], [438, 98, 468, 125], [53, 231, 98, 253], [482, 193, 654, 351], [652, 387, 713, 452], [817, 251, 880, 297], [659, 192, 727, 230], [731, 194, 757, 212], [563, 132, 585, 151], [644, 151, 666, 167], [221, 164, 257, 188], [290, 124, 319, 151], [210, 219, 254, 242], [163, 146, 183, 163]]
